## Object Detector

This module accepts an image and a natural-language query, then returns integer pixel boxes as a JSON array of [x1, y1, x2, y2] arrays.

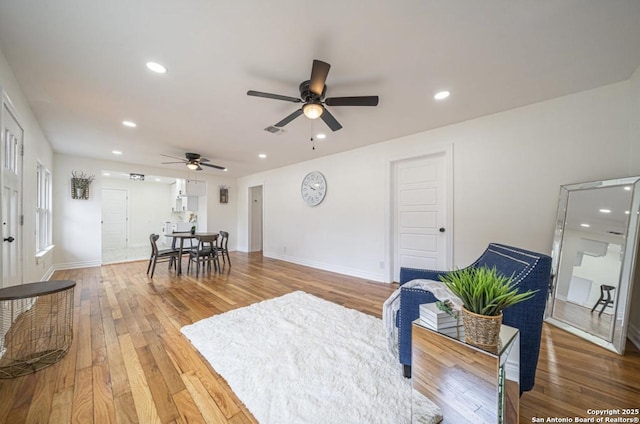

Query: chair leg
[[591, 295, 603, 313], [403, 365, 412, 379], [598, 302, 608, 317], [598, 294, 612, 317], [150, 258, 157, 278], [225, 251, 231, 266], [213, 252, 220, 271], [147, 255, 153, 274]]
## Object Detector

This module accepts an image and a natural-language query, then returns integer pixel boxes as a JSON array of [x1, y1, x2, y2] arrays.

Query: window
[[36, 162, 52, 253]]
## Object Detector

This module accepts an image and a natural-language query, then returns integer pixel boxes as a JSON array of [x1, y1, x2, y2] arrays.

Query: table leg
[[178, 238, 185, 275]]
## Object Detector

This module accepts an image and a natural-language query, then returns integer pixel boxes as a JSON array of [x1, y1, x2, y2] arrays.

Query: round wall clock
[[301, 171, 327, 206]]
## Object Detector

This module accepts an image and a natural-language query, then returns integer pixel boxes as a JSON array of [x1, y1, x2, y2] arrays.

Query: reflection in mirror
[[546, 176, 640, 354]]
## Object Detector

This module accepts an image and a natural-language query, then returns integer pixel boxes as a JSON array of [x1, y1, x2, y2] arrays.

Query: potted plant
[[439, 266, 537, 349], [71, 171, 95, 199]]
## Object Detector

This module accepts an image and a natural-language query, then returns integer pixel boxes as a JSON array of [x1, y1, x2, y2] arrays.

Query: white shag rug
[[180, 291, 441, 424]]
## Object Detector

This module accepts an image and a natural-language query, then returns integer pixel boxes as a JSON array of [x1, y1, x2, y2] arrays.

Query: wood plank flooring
[[0, 252, 638, 423]]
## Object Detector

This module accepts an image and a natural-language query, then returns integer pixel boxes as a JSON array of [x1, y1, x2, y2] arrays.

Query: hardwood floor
[[0, 252, 638, 423]]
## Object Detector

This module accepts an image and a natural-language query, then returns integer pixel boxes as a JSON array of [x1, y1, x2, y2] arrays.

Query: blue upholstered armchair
[[397, 243, 552, 393]]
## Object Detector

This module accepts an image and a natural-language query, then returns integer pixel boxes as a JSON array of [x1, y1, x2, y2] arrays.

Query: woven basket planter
[[461, 307, 502, 350]]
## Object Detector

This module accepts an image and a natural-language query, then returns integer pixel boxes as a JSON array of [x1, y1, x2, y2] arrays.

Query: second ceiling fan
[[247, 59, 379, 132]]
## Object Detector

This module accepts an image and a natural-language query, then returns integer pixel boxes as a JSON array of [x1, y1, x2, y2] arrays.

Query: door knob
[[4, 236, 15, 242], [439, 228, 445, 233]]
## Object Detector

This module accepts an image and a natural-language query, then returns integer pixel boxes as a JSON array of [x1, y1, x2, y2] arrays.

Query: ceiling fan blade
[[275, 108, 304, 127], [199, 157, 210, 163], [320, 108, 343, 131], [325, 96, 379, 107], [309, 60, 330, 97], [200, 162, 227, 170], [160, 153, 187, 161], [161, 161, 187, 164], [247, 90, 301, 103]]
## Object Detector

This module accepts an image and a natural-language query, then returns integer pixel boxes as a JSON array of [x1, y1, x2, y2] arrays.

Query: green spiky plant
[[439, 266, 537, 316]]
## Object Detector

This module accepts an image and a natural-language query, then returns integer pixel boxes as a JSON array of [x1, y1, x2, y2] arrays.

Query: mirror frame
[[545, 176, 640, 354]]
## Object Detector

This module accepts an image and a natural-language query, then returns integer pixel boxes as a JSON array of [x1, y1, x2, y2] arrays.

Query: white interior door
[[102, 188, 128, 263], [1, 95, 23, 289], [392, 153, 449, 281]]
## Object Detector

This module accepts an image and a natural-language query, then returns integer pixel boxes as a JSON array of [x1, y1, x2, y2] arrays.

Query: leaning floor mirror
[[545, 176, 640, 354]]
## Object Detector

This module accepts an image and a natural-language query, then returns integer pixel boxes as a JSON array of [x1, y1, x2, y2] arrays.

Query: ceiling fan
[[160, 153, 226, 171], [247, 59, 379, 132]]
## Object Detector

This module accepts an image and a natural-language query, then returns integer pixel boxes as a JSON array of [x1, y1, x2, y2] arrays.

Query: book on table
[[419, 302, 464, 339], [419, 303, 462, 328]]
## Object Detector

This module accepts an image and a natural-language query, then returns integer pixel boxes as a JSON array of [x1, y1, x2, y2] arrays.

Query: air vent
[[264, 126, 285, 134], [608, 231, 624, 236]]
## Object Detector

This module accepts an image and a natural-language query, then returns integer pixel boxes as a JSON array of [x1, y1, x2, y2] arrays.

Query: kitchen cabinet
[[185, 179, 206, 196], [171, 179, 203, 211], [177, 179, 186, 196], [172, 179, 206, 197], [175, 196, 198, 212]]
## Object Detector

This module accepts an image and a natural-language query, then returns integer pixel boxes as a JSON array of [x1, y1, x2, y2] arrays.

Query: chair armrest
[[399, 267, 448, 285]]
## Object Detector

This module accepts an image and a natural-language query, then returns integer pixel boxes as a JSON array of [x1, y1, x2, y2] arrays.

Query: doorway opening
[[100, 171, 192, 264]]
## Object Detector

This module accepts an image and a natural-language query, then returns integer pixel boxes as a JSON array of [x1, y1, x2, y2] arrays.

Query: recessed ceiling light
[[155, 178, 161, 182], [580, 223, 591, 228], [258, 153, 267, 159], [103, 172, 110, 176], [434, 90, 450, 100], [316, 133, 326, 140], [599, 209, 612, 213], [146, 62, 167, 74], [625, 211, 630, 215], [223, 168, 228, 172], [122, 120, 137, 128], [112, 150, 123, 155]]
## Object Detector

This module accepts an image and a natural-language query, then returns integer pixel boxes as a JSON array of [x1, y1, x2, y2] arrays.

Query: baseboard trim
[[41, 265, 56, 281], [52, 260, 102, 271], [263, 251, 387, 283]]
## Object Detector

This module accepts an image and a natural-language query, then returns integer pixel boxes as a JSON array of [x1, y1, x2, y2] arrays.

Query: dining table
[[165, 232, 219, 275]]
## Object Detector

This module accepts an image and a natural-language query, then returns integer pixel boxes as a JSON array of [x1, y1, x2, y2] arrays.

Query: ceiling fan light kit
[[302, 103, 323, 119], [247, 59, 379, 132]]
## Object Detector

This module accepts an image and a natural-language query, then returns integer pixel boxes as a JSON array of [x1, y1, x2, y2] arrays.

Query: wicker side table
[[0, 280, 76, 378]]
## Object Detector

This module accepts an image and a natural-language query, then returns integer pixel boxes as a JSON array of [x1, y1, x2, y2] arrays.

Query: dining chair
[[147, 234, 180, 278], [215, 231, 231, 266], [187, 234, 219, 275]]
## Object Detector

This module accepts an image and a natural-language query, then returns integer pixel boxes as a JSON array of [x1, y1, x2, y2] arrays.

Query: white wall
[[53, 153, 237, 269], [238, 79, 637, 283], [0, 47, 55, 283]]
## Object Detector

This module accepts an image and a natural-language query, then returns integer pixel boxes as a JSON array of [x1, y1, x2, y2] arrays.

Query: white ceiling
[[1, 1, 639, 177]]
